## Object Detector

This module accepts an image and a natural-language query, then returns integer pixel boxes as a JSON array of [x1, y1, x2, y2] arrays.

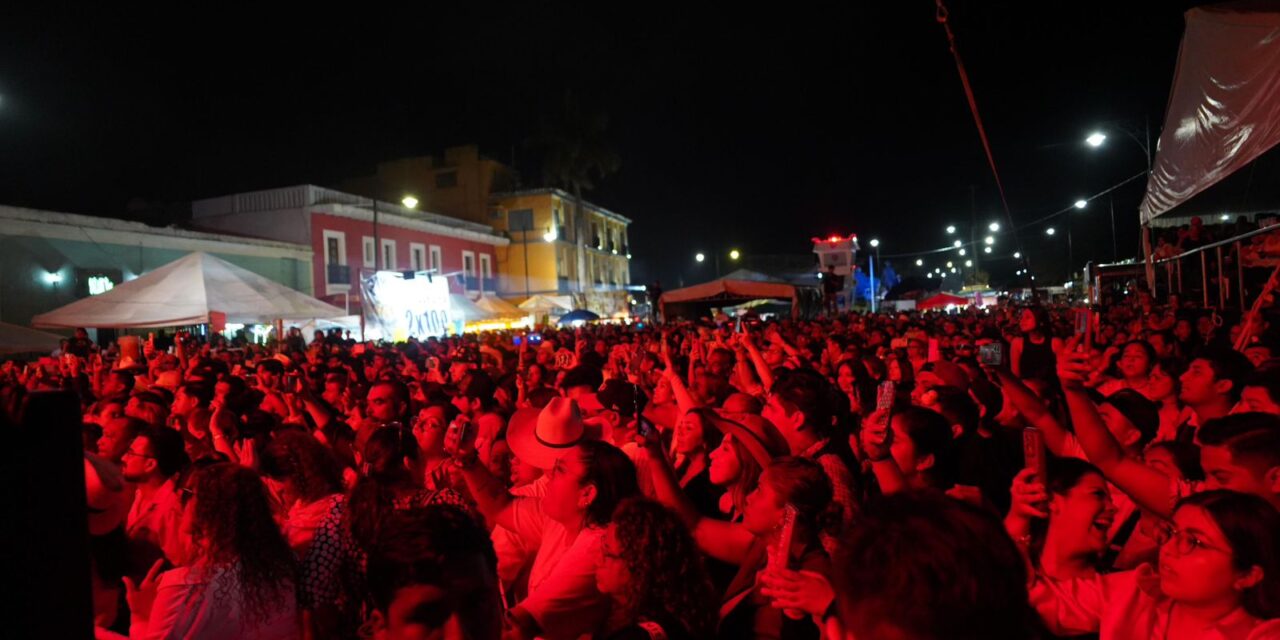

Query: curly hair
[[259, 429, 343, 503], [610, 498, 718, 637], [347, 425, 419, 550], [186, 463, 296, 627]]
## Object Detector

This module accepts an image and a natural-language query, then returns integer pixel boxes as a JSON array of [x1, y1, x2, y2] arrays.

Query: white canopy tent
[[0, 322, 64, 355], [32, 252, 346, 329]]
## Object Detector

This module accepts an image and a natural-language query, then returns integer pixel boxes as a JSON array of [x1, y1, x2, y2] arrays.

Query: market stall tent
[[32, 252, 345, 329], [0, 322, 64, 354], [660, 270, 806, 320], [917, 292, 970, 311]]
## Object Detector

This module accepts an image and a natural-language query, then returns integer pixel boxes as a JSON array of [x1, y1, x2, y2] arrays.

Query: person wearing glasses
[[1024, 490, 1280, 639], [121, 426, 190, 567]]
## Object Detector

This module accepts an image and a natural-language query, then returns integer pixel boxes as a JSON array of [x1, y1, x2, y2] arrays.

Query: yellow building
[[343, 145, 632, 317]]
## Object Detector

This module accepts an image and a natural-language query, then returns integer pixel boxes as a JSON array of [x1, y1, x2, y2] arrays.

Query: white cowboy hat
[[507, 397, 586, 471]]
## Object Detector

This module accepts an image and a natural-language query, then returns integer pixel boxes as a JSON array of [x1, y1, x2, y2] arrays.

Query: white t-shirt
[[508, 497, 609, 640], [130, 564, 298, 640]]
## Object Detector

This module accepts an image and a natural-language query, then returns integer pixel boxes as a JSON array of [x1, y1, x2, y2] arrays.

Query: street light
[[695, 253, 705, 263], [869, 239, 880, 248], [1014, 251, 1021, 259], [988, 222, 1000, 232], [1046, 227, 1056, 236], [729, 249, 741, 261], [958, 248, 966, 256], [915, 258, 923, 266], [543, 227, 558, 242], [984, 236, 994, 245], [946, 261, 954, 268], [1074, 199, 1088, 209], [953, 240, 962, 248], [401, 195, 419, 209], [965, 259, 973, 267], [1086, 132, 1107, 147], [984, 246, 992, 254], [946, 225, 957, 234]]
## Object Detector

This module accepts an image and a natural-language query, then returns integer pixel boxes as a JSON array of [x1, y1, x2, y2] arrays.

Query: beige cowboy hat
[[507, 397, 586, 471]]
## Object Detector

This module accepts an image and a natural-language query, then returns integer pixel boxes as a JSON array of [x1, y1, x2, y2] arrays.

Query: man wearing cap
[[452, 398, 638, 640]]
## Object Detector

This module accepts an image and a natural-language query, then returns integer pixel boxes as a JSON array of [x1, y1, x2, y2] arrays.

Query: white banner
[[361, 272, 452, 341]]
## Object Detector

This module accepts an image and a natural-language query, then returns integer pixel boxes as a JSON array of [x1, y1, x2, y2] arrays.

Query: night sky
[[0, 3, 1215, 287]]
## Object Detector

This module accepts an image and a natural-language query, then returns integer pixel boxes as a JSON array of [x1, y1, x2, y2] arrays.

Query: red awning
[[917, 293, 969, 310], [1141, 3, 1280, 223]]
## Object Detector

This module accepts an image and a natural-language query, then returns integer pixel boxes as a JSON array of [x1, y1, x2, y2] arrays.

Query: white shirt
[[507, 496, 609, 640], [130, 564, 297, 640]]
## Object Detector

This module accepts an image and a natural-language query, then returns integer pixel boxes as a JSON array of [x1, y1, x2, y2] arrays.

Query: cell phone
[[528, 333, 544, 345], [978, 342, 1004, 367], [876, 380, 896, 412], [512, 335, 523, 347], [637, 415, 656, 439], [1023, 427, 1047, 484]]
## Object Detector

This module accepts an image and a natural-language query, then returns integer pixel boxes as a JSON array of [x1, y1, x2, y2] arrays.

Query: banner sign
[[360, 271, 453, 341]]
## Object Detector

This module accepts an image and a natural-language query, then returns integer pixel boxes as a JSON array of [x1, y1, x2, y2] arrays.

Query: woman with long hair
[[1005, 458, 1117, 580], [123, 463, 297, 639], [1010, 306, 1063, 382], [595, 498, 719, 639], [1027, 490, 1280, 638], [259, 429, 344, 554], [671, 408, 725, 518]]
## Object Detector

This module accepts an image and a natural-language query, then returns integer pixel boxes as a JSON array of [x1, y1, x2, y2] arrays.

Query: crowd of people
[[6, 290, 1280, 639]]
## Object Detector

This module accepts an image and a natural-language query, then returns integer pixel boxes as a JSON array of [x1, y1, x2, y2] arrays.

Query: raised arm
[[1059, 346, 1176, 518], [991, 368, 1075, 457]]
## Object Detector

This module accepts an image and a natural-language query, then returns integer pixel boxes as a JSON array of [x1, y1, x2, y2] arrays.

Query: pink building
[[191, 185, 508, 310]]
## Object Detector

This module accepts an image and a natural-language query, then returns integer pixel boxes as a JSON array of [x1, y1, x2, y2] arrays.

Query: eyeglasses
[[122, 449, 154, 460], [1153, 522, 1229, 556]]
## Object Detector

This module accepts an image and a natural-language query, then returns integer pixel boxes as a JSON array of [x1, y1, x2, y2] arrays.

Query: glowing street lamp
[[729, 249, 741, 260], [984, 246, 992, 254], [965, 260, 973, 267], [984, 236, 995, 245], [1046, 227, 1056, 236], [1013, 251, 1022, 259], [988, 222, 1000, 232], [958, 248, 966, 256], [695, 253, 705, 263], [1086, 132, 1107, 147], [946, 261, 954, 268], [915, 258, 923, 266], [1074, 199, 1088, 209], [946, 225, 957, 234], [953, 240, 962, 248], [869, 239, 880, 248], [401, 195, 419, 209]]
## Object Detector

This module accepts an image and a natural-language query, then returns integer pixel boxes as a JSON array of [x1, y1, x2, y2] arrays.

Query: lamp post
[[868, 239, 880, 313]]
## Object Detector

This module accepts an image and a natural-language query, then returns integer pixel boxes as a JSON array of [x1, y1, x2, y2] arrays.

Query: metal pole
[[1068, 215, 1074, 281], [1109, 194, 1118, 261], [1176, 258, 1183, 294], [1166, 261, 1173, 297], [1237, 241, 1246, 312], [372, 199, 380, 270], [1217, 245, 1226, 309], [1201, 252, 1209, 308], [523, 222, 531, 299], [869, 252, 877, 313]]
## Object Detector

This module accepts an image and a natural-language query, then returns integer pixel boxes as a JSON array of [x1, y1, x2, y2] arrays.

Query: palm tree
[[530, 91, 621, 296]]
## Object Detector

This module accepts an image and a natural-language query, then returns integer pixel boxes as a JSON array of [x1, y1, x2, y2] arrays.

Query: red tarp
[[917, 293, 969, 310], [660, 274, 798, 319], [1141, 3, 1280, 224]]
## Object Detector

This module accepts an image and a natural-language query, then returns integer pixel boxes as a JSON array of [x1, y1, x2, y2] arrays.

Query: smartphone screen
[[1023, 427, 1047, 483]]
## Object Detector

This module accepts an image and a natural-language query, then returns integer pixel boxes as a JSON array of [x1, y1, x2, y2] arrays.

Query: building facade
[[343, 146, 633, 316], [190, 185, 508, 309], [0, 204, 314, 328]]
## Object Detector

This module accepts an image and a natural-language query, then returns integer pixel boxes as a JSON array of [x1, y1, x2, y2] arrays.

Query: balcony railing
[[326, 264, 351, 285]]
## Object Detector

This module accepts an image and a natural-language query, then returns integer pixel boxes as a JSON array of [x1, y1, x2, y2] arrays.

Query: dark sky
[[0, 3, 1208, 286]]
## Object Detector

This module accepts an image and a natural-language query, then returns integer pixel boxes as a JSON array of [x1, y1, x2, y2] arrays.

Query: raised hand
[[122, 559, 166, 623]]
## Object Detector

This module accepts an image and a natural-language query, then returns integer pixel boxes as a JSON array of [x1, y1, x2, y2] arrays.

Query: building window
[[381, 239, 396, 270], [321, 230, 349, 292], [327, 237, 340, 265], [462, 251, 477, 290], [429, 245, 442, 272], [480, 254, 492, 279], [508, 209, 534, 232], [363, 237, 376, 268], [410, 243, 426, 271], [435, 170, 458, 188]]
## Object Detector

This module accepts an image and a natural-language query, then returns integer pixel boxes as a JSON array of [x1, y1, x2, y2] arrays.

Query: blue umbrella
[[557, 309, 601, 324]]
